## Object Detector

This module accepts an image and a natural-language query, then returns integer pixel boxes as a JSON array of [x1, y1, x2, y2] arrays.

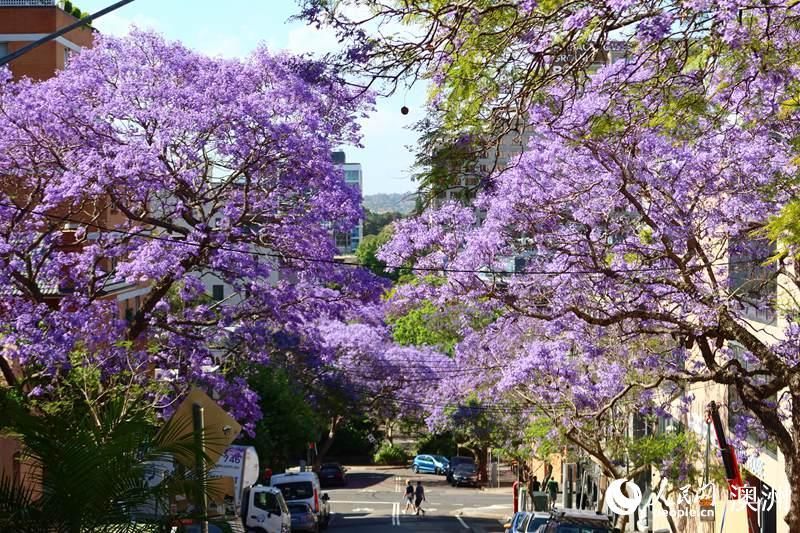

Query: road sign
[[160, 387, 241, 467]]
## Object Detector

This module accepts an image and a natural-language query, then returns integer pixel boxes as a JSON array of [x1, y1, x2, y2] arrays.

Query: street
[[324, 466, 511, 533]]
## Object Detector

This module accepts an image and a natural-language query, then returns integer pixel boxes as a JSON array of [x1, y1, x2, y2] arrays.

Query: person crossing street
[[414, 480, 426, 516], [402, 480, 415, 514]]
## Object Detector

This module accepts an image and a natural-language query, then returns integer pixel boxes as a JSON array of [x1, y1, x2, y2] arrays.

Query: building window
[[727, 345, 778, 457], [212, 284, 224, 301], [728, 237, 777, 323]]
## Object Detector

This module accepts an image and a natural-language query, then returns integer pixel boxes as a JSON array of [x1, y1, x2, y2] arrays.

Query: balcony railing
[[0, 0, 56, 6]]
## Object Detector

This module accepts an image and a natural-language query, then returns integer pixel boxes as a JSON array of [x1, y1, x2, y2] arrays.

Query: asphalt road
[[322, 466, 511, 533]]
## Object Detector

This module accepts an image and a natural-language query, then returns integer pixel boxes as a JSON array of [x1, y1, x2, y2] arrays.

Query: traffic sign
[[159, 387, 241, 467]]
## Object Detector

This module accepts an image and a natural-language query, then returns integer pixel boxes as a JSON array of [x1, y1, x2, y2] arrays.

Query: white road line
[[332, 500, 396, 504], [392, 502, 400, 526], [456, 515, 470, 529]]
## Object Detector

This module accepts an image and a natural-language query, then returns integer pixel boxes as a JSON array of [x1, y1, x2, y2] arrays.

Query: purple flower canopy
[[380, 10, 800, 457], [0, 30, 399, 432]]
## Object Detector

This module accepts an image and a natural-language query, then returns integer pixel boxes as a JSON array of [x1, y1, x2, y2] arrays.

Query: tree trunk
[[780, 380, 800, 531], [477, 446, 488, 482], [314, 416, 341, 470], [653, 478, 678, 533]]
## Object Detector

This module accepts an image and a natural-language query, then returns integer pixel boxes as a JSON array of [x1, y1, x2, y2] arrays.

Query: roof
[[271, 471, 318, 482]]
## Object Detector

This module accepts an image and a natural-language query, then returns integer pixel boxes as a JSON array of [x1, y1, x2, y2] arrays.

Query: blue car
[[411, 454, 449, 474]]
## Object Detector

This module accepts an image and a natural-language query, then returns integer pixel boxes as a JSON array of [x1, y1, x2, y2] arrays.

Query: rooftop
[[0, 0, 57, 6]]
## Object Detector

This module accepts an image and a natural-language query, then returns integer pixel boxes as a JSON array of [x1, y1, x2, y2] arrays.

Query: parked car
[[536, 509, 614, 532], [174, 520, 232, 533], [288, 502, 319, 533], [318, 462, 347, 487], [525, 512, 551, 532], [241, 485, 292, 533], [446, 456, 476, 484], [270, 471, 330, 529], [411, 454, 449, 474], [504, 511, 531, 532], [451, 463, 479, 487]]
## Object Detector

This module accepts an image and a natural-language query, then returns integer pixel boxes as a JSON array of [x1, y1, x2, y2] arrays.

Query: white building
[[332, 151, 363, 254]]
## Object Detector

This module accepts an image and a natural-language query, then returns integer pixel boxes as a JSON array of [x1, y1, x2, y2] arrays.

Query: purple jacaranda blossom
[[0, 31, 383, 432]]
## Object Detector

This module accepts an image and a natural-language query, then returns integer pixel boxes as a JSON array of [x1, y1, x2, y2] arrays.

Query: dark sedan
[[288, 502, 319, 533], [446, 456, 476, 484], [451, 463, 479, 487], [319, 462, 347, 487]]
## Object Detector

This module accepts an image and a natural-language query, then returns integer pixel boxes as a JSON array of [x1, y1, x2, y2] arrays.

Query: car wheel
[[412, 465, 418, 473]]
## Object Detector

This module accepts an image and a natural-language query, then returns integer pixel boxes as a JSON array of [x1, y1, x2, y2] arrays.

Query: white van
[[270, 471, 331, 528], [242, 485, 291, 533]]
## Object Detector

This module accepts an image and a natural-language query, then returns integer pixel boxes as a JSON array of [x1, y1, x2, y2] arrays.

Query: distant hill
[[363, 192, 416, 215]]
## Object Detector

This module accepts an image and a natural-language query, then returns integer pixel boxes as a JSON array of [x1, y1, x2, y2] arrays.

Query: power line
[[0, 200, 767, 278], [0, 0, 138, 68]]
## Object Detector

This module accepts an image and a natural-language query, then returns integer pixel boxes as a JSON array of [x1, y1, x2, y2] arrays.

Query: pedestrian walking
[[403, 480, 415, 514], [546, 478, 558, 509], [531, 475, 541, 492], [414, 480, 426, 516]]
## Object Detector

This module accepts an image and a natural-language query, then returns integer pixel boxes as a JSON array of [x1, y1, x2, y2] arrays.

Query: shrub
[[373, 443, 408, 465], [72, 7, 83, 19], [63, 1, 73, 13]]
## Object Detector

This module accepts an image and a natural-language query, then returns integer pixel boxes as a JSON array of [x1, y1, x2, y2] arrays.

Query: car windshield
[[514, 514, 531, 532], [455, 464, 476, 473], [527, 516, 549, 531], [450, 457, 474, 466], [274, 481, 314, 501], [321, 465, 340, 472], [432, 455, 448, 463]]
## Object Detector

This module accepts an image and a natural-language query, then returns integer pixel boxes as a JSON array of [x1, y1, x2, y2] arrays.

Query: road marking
[[332, 500, 396, 504], [456, 515, 470, 529], [392, 502, 400, 526], [352, 507, 374, 513]]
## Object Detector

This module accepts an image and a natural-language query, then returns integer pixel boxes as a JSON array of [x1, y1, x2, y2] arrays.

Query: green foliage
[[523, 418, 560, 459], [363, 209, 404, 236], [355, 227, 398, 280], [242, 366, 322, 472], [767, 199, 800, 257], [63, 0, 73, 12], [387, 300, 461, 354], [412, 127, 482, 207], [627, 429, 701, 484], [327, 416, 382, 459], [0, 387, 216, 532], [373, 443, 409, 465], [415, 431, 458, 456]]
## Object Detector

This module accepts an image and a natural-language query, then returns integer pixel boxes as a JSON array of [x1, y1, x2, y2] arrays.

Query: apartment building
[[0, 0, 92, 79], [332, 150, 363, 255]]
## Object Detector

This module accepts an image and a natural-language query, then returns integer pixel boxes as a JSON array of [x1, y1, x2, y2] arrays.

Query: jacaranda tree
[[302, 2, 800, 529], [0, 30, 383, 432]]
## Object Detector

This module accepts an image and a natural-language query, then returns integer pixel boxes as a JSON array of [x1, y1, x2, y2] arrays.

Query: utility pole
[[193, 403, 209, 533]]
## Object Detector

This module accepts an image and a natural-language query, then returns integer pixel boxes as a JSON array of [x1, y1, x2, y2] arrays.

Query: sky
[[77, 0, 426, 196]]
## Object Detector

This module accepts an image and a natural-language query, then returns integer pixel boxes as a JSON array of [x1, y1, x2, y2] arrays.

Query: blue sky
[[78, 0, 425, 196]]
